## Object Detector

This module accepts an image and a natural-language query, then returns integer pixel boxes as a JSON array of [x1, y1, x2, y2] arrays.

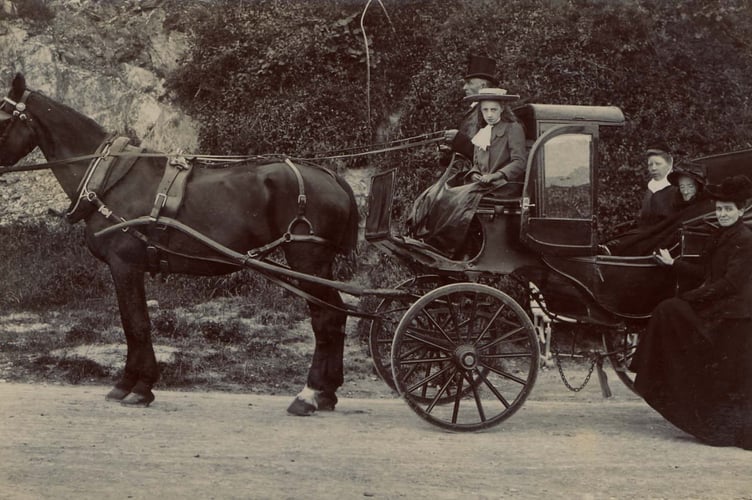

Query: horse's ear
[[11, 73, 26, 97]]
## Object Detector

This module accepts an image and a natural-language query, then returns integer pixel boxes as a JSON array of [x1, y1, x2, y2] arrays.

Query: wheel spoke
[[405, 362, 454, 394], [402, 327, 454, 353], [479, 359, 528, 386], [398, 353, 451, 366], [417, 304, 458, 346], [476, 367, 512, 408], [466, 370, 487, 422], [422, 366, 458, 413], [482, 351, 536, 360], [477, 326, 527, 351], [471, 301, 514, 345], [451, 371, 465, 423]]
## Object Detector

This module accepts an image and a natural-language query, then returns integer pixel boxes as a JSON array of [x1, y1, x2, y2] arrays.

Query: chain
[[551, 333, 598, 392]]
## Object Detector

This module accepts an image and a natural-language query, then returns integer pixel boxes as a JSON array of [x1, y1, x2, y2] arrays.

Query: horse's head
[[0, 73, 38, 166]]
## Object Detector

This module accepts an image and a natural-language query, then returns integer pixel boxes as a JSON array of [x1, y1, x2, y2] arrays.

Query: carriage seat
[[477, 181, 523, 214]]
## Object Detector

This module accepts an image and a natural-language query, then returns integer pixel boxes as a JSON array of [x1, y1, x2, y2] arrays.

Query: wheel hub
[[454, 345, 478, 370]]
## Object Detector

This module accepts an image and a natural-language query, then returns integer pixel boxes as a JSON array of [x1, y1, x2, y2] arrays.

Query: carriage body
[[366, 103, 676, 319], [365, 103, 752, 431]]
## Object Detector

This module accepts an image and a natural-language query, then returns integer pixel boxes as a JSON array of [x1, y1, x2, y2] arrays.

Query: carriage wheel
[[391, 283, 539, 432], [602, 329, 641, 395], [368, 275, 451, 390]]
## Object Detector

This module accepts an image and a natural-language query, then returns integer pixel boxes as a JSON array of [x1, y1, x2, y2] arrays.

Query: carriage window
[[542, 133, 592, 219]]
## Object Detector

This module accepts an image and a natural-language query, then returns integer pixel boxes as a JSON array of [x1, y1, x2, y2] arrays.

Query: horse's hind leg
[[105, 259, 159, 407]]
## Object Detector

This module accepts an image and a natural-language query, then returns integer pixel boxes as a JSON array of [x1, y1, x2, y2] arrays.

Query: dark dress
[[638, 184, 680, 227], [607, 195, 714, 256], [631, 218, 752, 449]]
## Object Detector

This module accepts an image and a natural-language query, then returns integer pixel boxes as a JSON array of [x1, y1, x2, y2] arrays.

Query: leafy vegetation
[[167, 0, 752, 242]]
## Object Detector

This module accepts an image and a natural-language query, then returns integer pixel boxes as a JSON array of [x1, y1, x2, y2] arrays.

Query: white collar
[[647, 175, 671, 193], [471, 124, 493, 151]]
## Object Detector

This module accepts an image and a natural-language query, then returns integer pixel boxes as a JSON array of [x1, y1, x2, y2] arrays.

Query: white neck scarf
[[647, 175, 671, 193], [471, 124, 493, 151]]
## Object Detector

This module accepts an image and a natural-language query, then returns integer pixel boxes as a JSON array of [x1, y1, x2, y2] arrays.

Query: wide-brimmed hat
[[645, 141, 672, 157], [705, 175, 752, 207], [463, 87, 520, 103], [668, 162, 706, 187], [464, 55, 498, 85]]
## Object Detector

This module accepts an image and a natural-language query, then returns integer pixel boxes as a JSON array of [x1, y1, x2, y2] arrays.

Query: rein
[[0, 132, 447, 176]]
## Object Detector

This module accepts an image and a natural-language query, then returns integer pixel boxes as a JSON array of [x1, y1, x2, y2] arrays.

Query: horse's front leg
[[287, 284, 347, 416], [104, 258, 159, 407]]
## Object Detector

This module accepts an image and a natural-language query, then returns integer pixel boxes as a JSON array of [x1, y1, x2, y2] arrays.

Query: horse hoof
[[120, 391, 155, 407], [316, 393, 337, 411], [105, 387, 130, 401], [287, 397, 316, 416]]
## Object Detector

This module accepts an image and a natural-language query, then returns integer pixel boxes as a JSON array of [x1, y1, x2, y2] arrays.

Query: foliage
[[0, 0, 55, 25], [167, 0, 752, 239]]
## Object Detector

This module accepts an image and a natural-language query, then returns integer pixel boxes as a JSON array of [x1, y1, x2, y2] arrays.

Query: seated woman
[[605, 163, 713, 256], [407, 88, 526, 259], [631, 175, 752, 450]]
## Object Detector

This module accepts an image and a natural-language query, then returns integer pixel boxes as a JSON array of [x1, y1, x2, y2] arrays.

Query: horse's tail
[[335, 172, 360, 256]]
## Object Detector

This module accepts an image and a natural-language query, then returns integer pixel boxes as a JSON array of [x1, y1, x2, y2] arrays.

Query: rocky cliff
[[0, 0, 200, 224]]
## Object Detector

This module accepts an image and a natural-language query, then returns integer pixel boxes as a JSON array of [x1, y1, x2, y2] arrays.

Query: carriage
[[3, 73, 751, 431], [362, 103, 752, 431]]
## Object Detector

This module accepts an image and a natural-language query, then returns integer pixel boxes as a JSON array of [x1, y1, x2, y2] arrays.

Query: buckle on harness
[[97, 205, 113, 218], [297, 194, 307, 212], [154, 192, 167, 209]]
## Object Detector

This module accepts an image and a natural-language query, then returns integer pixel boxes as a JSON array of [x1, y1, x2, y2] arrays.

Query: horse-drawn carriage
[[363, 103, 752, 431], [2, 73, 751, 431]]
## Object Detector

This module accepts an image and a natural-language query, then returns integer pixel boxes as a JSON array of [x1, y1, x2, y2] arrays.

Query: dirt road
[[1, 370, 750, 500]]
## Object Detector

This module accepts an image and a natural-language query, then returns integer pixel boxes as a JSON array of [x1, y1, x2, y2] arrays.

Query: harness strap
[[149, 155, 192, 222], [283, 158, 314, 235], [147, 155, 194, 273], [67, 135, 137, 223]]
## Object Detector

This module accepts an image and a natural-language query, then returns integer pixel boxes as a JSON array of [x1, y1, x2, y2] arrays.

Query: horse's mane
[[34, 90, 107, 135]]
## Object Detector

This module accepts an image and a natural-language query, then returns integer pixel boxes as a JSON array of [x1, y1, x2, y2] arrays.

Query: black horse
[[0, 73, 359, 415]]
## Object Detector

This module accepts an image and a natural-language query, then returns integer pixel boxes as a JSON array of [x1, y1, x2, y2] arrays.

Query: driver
[[442, 55, 500, 161]]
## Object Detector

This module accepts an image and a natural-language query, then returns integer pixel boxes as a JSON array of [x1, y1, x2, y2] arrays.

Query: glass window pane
[[542, 134, 592, 218]]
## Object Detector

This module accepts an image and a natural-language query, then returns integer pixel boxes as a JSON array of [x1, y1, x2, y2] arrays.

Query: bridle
[[0, 89, 34, 150], [0, 90, 32, 122]]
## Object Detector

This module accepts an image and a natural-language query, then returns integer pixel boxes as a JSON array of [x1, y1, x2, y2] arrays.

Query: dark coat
[[467, 121, 527, 182], [632, 218, 752, 449], [676, 218, 752, 320], [638, 184, 680, 227], [606, 196, 714, 256], [450, 105, 480, 159]]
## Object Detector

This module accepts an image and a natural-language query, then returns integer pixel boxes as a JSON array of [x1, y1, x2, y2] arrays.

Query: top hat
[[645, 141, 672, 157], [464, 55, 499, 85], [463, 87, 520, 103], [668, 162, 706, 187], [705, 175, 752, 207]]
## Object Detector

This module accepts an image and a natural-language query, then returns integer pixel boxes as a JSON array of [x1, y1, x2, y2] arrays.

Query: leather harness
[[67, 135, 143, 223], [146, 154, 194, 273], [70, 137, 330, 273]]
